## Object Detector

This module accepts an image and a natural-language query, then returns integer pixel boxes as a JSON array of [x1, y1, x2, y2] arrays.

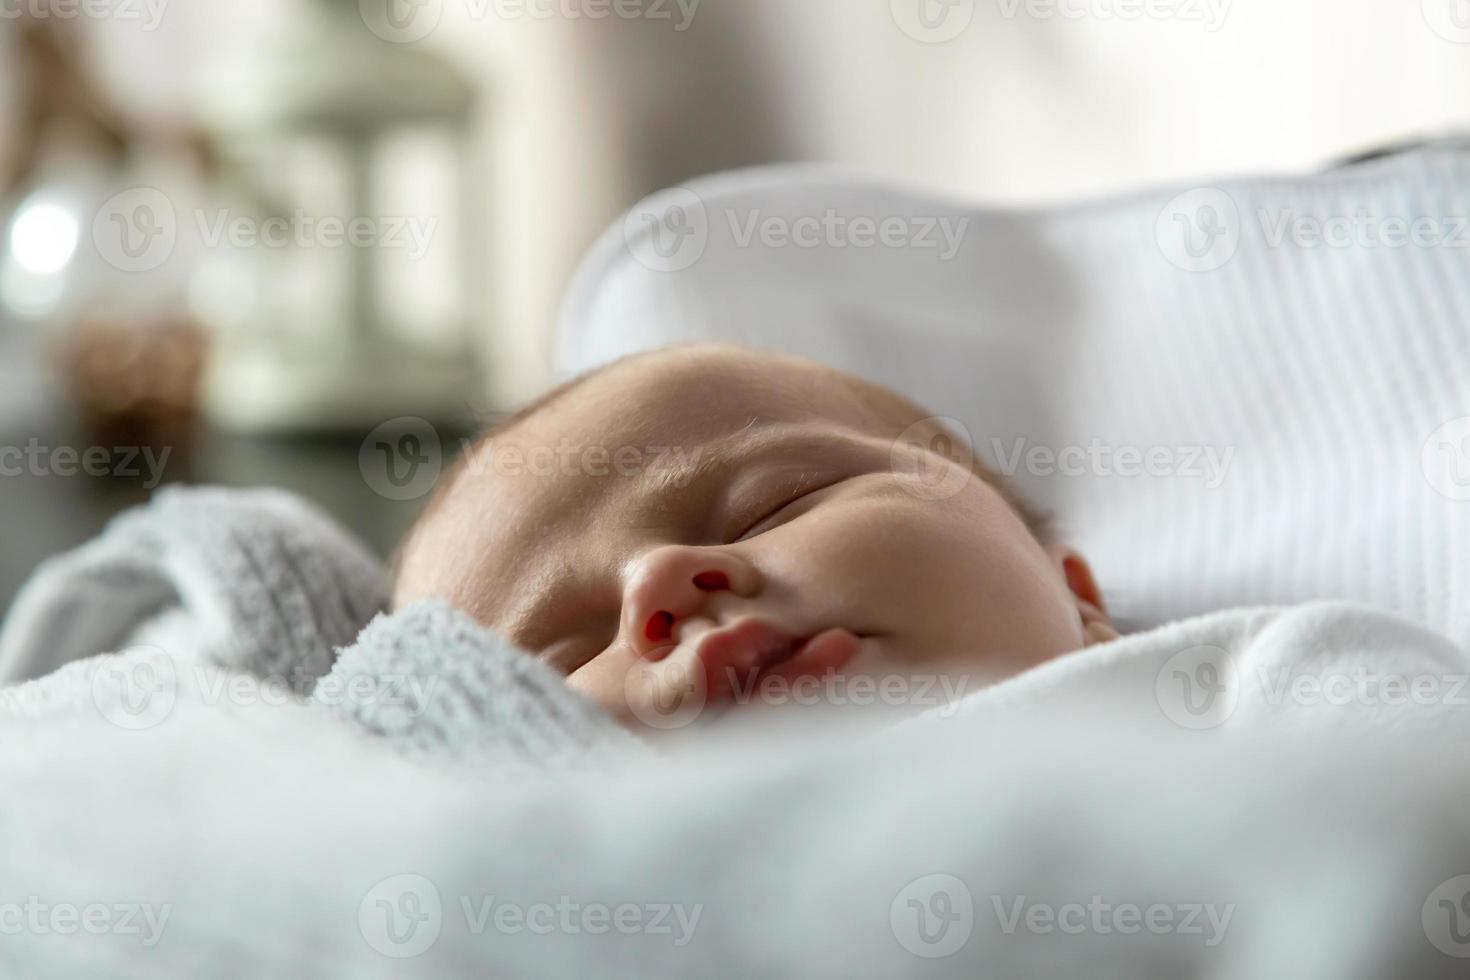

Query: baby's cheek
[[761, 490, 968, 613], [827, 482, 1080, 664], [566, 647, 640, 722]]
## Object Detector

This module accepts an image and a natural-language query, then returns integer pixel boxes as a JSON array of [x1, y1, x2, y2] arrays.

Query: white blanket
[[2, 489, 1469, 977]]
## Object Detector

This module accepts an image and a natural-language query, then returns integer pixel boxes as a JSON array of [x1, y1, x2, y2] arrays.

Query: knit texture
[[0, 486, 388, 685], [0, 486, 641, 775], [314, 599, 644, 772]]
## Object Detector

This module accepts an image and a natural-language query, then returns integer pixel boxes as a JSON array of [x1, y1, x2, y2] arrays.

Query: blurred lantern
[[1, 18, 210, 457], [195, 0, 481, 431]]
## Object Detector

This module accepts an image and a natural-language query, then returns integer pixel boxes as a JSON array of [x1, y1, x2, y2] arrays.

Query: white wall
[[433, 0, 1470, 403], [8, 0, 1470, 405]]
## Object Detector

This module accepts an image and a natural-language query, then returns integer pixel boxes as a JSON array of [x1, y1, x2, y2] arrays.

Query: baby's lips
[[758, 627, 864, 686], [692, 619, 864, 703]]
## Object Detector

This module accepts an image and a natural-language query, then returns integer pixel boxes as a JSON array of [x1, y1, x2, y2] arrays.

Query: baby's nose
[[622, 546, 758, 657]]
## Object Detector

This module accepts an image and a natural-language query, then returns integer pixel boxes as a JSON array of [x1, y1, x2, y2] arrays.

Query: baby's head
[[393, 343, 1114, 730]]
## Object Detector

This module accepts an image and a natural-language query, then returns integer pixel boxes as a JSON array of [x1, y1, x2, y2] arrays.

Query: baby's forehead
[[394, 346, 901, 617], [480, 348, 889, 524], [524, 345, 883, 450]]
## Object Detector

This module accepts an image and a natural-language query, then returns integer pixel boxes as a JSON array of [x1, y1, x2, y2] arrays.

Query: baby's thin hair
[[389, 346, 1053, 585]]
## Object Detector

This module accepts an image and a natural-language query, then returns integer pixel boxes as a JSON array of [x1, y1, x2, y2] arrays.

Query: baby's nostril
[[693, 571, 729, 592], [646, 611, 674, 643]]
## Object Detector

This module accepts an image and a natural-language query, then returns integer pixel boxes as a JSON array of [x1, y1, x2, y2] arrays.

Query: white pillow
[[556, 146, 1470, 644]]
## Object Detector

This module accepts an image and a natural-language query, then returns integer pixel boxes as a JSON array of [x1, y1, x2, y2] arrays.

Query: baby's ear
[[1044, 546, 1118, 645]]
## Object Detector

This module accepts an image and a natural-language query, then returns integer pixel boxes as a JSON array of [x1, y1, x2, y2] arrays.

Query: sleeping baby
[[390, 342, 1133, 732], [390, 340, 1470, 741], [0, 338, 1464, 752]]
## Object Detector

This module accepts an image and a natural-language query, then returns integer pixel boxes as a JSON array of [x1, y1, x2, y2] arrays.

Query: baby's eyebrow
[[639, 417, 866, 492], [640, 434, 751, 497]]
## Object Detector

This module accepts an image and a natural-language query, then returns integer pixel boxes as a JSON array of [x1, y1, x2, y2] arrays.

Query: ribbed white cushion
[[556, 146, 1470, 643]]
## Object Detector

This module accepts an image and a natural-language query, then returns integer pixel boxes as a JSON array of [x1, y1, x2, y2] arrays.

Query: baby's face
[[395, 345, 1108, 732]]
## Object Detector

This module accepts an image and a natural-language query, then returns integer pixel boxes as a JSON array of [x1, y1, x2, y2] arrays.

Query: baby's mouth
[[686, 617, 864, 703]]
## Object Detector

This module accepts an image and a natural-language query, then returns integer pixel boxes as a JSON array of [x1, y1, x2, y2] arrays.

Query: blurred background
[[2, 0, 1468, 611]]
